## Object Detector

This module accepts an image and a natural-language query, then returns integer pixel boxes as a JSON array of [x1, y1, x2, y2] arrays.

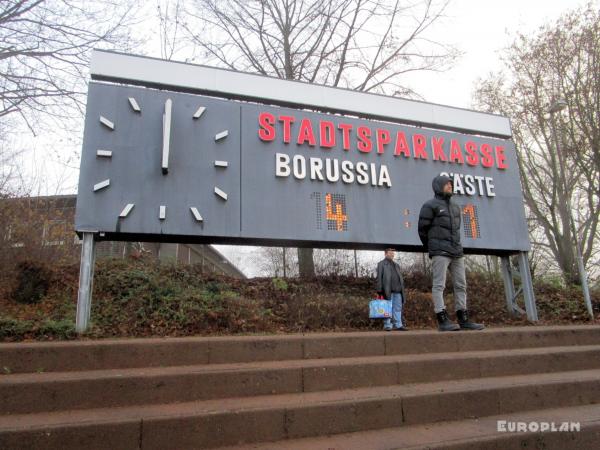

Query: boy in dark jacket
[[418, 175, 484, 332], [376, 248, 408, 331]]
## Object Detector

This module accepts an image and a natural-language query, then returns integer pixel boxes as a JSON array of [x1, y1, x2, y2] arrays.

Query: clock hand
[[162, 98, 172, 174]]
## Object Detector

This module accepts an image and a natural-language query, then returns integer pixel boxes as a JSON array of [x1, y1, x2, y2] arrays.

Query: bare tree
[[254, 246, 299, 277], [0, 117, 23, 195], [0, 0, 142, 200], [473, 4, 600, 284], [313, 248, 376, 277], [313, 249, 355, 276], [0, 0, 139, 132], [0, 195, 81, 278], [156, 0, 186, 61], [179, 0, 459, 276]]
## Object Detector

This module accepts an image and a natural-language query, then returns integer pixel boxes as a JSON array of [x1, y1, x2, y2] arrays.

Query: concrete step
[[2, 325, 600, 374], [216, 403, 600, 450], [1, 368, 600, 449], [3, 344, 600, 415]]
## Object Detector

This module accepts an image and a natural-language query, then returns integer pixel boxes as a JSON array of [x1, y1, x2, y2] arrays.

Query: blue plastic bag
[[369, 298, 392, 319]]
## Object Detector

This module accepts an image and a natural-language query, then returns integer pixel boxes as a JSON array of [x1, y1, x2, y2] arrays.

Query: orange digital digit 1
[[463, 204, 479, 238]]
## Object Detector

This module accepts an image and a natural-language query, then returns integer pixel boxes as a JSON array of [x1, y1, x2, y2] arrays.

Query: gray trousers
[[431, 255, 467, 313]]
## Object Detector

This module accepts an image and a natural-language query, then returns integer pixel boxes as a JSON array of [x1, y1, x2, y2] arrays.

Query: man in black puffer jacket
[[418, 175, 484, 331]]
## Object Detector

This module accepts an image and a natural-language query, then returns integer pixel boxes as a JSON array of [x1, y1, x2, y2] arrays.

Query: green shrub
[[220, 290, 240, 300], [538, 275, 564, 290], [272, 277, 288, 291], [38, 319, 76, 339], [0, 317, 34, 339]]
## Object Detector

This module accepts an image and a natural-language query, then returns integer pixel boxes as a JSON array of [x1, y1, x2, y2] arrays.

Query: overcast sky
[[404, 0, 594, 108]]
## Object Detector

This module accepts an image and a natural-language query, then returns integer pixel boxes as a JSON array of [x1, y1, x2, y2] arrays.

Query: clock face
[[75, 82, 241, 239]]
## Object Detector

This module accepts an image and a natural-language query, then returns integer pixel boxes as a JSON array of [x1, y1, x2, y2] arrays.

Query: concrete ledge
[[142, 408, 286, 449], [2, 325, 598, 374], [215, 404, 600, 449], [0, 419, 140, 450], [3, 345, 600, 415], [402, 371, 600, 425], [2, 326, 600, 449], [284, 398, 403, 440], [2, 369, 600, 449], [303, 335, 385, 359]]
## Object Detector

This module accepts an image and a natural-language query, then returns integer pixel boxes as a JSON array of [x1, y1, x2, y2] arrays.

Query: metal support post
[[501, 254, 536, 320], [577, 254, 594, 320], [517, 252, 538, 322], [500, 256, 518, 316], [76, 232, 97, 333]]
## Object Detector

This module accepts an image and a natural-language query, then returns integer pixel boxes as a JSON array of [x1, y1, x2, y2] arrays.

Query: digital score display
[[311, 193, 482, 240]]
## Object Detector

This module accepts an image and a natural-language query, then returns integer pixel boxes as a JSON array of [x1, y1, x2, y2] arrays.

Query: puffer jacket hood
[[432, 175, 452, 196]]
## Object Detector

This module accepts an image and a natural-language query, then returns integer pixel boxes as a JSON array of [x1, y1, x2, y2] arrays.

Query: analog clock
[[75, 82, 241, 241]]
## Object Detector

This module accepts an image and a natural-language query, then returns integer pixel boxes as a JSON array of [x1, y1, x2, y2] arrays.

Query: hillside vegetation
[[0, 257, 598, 342]]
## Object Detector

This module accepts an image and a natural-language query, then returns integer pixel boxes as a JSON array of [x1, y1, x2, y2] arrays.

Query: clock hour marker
[[93, 179, 110, 191], [190, 207, 203, 222], [215, 130, 228, 141], [99, 116, 114, 130], [128, 97, 141, 112], [96, 150, 112, 158], [193, 106, 206, 119], [119, 203, 135, 218], [214, 187, 228, 201], [162, 98, 173, 175], [214, 160, 228, 167], [159, 205, 166, 220]]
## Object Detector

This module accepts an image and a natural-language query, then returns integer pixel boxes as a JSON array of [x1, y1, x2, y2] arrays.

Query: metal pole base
[[500, 256, 519, 317], [577, 255, 594, 320], [517, 252, 538, 322], [500, 252, 538, 322], [76, 232, 97, 333]]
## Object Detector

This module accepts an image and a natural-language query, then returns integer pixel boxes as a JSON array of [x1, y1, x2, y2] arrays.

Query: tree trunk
[[282, 247, 287, 278], [492, 255, 500, 275], [557, 241, 579, 285], [298, 247, 315, 278]]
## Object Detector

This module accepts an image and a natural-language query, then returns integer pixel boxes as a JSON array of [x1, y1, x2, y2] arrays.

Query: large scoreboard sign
[[76, 51, 529, 255]]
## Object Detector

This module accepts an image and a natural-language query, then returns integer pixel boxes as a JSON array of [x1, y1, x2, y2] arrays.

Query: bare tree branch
[[178, 0, 459, 276], [473, 4, 600, 283], [0, 0, 141, 125]]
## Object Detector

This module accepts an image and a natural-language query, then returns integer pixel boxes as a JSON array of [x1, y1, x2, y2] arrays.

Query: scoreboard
[[76, 51, 530, 255]]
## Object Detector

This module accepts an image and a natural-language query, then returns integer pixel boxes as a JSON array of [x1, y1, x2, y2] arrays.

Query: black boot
[[436, 309, 460, 332], [456, 309, 485, 330]]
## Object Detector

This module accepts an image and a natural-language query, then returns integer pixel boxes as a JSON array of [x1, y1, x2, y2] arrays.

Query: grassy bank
[[0, 257, 598, 341]]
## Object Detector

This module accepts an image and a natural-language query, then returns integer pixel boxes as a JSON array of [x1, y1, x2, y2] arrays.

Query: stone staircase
[[1, 325, 599, 449]]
